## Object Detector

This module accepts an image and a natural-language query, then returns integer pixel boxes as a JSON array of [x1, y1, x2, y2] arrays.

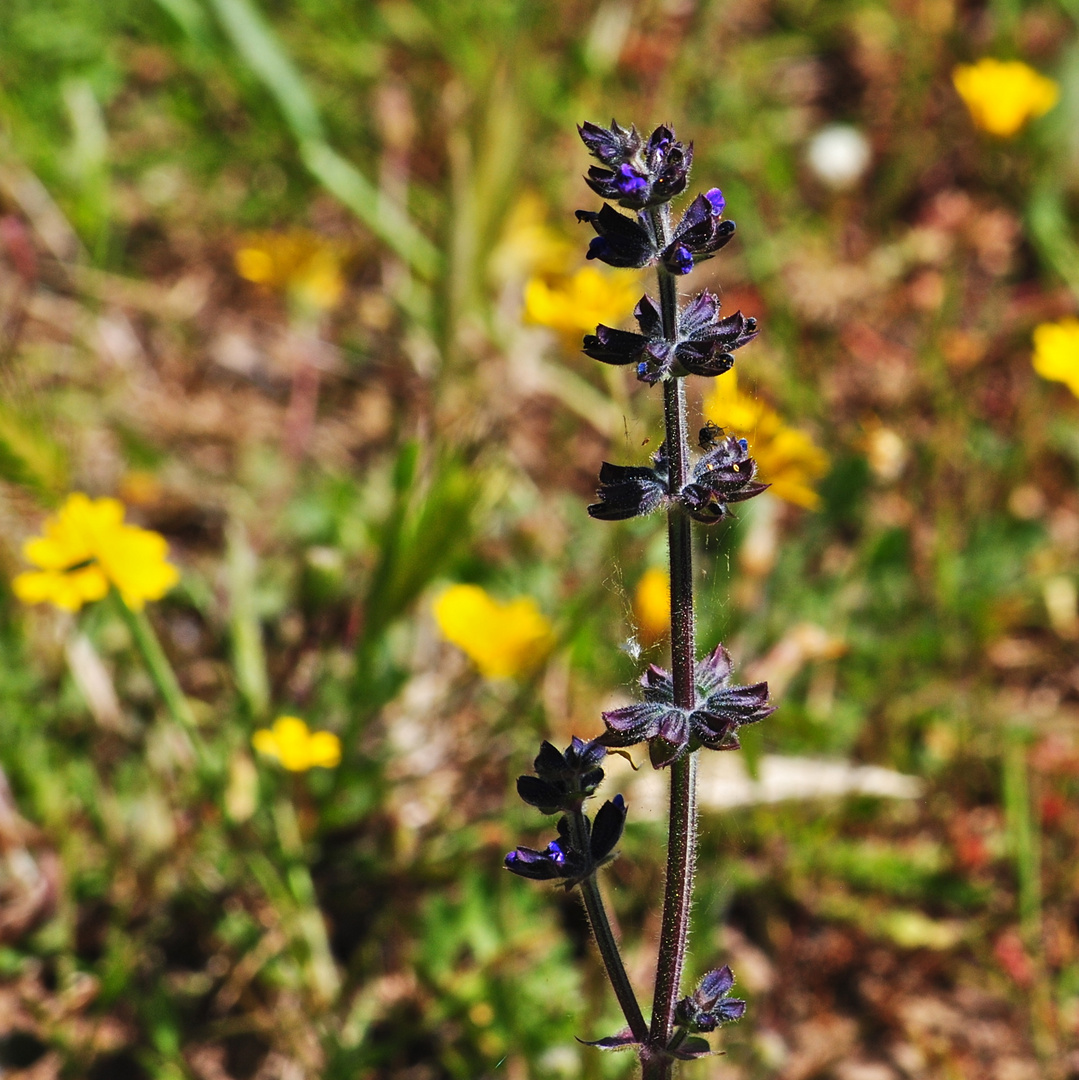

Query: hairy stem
[[645, 216, 701, 1070], [568, 811, 649, 1043]]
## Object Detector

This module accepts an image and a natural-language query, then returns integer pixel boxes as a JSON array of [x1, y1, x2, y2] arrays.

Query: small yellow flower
[[952, 59, 1059, 137], [525, 267, 643, 338], [252, 716, 342, 771], [633, 568, 670, 645], [703, 371, 829, 510], [12, 493, 179, 612], [1032, 318, 1079, 397], [235, 230, 346, 313], [491, 193, 576, 281], [433, 584, 554, 679]]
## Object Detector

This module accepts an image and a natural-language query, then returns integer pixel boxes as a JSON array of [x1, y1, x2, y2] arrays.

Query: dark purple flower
[[674, 966, 746, 1033], [578, 119, 642, 166], [580, 120, 693, 210], [601, 645, 774, 768], [504, 837, 572, 881], [586, 443, 669, 520], [615, 164, 648, 196], [505, 797, 628, 887], [675, 293, 759, 377], [576, 205, 656, 269], [704, 187, 726, 214], [587, 427, 766, 524], [659, 189, 736, 274], [667, 244, 694, 275], [589, 793, 627, 864], [680, 424, 769, 524], [516, 736, 608, 814], [583, 291, 759, 384]]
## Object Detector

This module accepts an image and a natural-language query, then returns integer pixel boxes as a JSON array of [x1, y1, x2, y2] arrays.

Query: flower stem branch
[[567, 811, 650, 1043]]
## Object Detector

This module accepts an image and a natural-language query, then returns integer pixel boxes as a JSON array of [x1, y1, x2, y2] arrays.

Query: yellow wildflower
[[235, 230, 346, 313], [252, 716, 341, 771], [12, 493, 179, 612], [703, 371, 829, 510], [433, 584, 554, 679], [1032, 318, 1079, 397], [952, 59, 1059, 137], [491, 193, 576, 281], [633, 567, 670, 645], [525, 266, 643, 339]]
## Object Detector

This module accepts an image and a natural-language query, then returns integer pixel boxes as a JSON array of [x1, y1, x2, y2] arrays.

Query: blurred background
[[1, 1, 1079, 1077]]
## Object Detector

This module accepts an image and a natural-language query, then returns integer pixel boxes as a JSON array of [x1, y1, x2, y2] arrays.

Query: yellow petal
[[305, 731, 342, 769], [1032, 318, 1079, 397], [252, 728, 282, 761], [236, 247, 276, 284], [99, 524, 179, 609], [953, 59, 1059, 137], [434, 584, 553, 679], [524, 267, 642, 336], [633, 568, 670, 644], [703, 375, 828, 510], [11, 566, 108, 611], [271, 716, 315, 771]]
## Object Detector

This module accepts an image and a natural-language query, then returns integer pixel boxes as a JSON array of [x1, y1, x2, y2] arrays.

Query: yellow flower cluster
[[952, 59, 1059, 138], [13, 494, 179, 612], [525, 267, 643, 338], [235, 230, 346, 313], [433, 584, 554, 679], [252, 716, 341, 771], [703, 372, 829, 510], [633, 567, 670, 645], [1032, 318, 1079, 397]]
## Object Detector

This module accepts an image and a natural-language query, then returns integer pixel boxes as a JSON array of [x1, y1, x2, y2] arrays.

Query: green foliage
[[0, 0, 1075, 1074]]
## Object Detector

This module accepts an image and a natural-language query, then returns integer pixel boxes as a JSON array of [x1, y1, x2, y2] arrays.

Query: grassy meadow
[[1, 1, 1079, 1077]]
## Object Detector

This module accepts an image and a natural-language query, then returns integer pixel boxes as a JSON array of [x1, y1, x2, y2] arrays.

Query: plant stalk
[[568, 811, 650, 1043], [114, 592, 198, 733], [644, 218, 701, 1070]]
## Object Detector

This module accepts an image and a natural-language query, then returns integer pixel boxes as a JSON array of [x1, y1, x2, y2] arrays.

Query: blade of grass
[[201, 0, 440, 279], [227, 520, 271, 720], [1027, 184, 1079, 303]]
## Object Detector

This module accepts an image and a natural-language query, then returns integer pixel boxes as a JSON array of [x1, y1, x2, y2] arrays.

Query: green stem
[[567, 811, 649, 1043], [273, 793, 341, 1005], [114, 592, 198, 732]]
